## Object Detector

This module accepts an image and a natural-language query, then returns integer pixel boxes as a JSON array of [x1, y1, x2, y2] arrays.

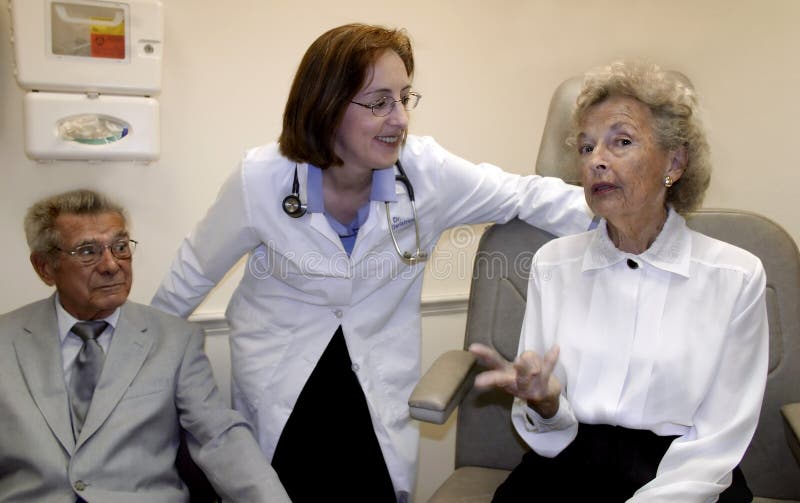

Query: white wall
[[2, 1, 798, 501], [3, 0, 799, 311]]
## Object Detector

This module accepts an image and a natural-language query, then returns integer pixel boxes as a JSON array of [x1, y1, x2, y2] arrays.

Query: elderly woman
[[470, 61, 768, 502]]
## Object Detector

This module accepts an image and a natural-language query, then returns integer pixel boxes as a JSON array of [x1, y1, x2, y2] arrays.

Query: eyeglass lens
[[70, 240, 136, 264], [371, 93, 421, 116]]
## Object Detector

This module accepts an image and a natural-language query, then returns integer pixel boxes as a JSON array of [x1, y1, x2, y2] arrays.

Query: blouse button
[[333, 309, 343, 318]]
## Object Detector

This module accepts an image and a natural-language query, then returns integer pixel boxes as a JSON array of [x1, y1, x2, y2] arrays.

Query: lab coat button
[[333, 309, 343, 318], [74, 480, 87, 491], [352, 363, 360, 372]]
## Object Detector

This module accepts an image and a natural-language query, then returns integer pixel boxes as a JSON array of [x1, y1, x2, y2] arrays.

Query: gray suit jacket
[[0, 296, 290, 503]]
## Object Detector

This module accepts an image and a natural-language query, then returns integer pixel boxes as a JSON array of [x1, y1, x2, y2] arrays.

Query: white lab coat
[[152, 135, 592, 498]]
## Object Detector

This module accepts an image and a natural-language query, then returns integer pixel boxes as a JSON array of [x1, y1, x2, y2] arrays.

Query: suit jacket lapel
[[13, 296, 75, 453], [77, 303, 152, 446]]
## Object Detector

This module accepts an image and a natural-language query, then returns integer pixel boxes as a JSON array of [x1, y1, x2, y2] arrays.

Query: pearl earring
[[664, 175, 673, 188]]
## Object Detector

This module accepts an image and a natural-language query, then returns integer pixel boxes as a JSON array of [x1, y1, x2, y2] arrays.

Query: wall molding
[[420, 292, 470, 316], [188, 313, 231, 337], [189, 292, 470, 337]]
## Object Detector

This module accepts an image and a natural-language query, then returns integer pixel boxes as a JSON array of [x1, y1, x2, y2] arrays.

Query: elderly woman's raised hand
[[468, 343, 562, 418]]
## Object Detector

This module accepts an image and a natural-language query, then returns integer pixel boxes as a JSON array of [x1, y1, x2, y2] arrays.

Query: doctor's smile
[[376, 135, 402, 144]]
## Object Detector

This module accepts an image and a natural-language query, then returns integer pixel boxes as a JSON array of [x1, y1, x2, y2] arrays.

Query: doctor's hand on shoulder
[[469, 343, 562, 419]]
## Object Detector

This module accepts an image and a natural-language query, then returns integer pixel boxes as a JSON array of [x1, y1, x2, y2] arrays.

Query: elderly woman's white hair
[[571, 60, 711, 214]]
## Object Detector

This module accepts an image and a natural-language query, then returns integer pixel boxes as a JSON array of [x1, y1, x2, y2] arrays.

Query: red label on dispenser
[[91, 33, 125, 59]]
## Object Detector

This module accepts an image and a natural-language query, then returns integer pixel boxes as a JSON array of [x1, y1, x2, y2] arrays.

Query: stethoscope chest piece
[[282, 193, 306, 218], [283, 166, 307, 218]]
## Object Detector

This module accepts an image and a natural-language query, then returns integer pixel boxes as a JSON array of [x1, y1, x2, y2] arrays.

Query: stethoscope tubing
[[282, 160, 427, 263], [386, 161, 427, 264]]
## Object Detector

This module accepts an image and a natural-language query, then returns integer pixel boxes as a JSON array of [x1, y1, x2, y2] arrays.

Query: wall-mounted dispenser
[[9, 0, 164, 162]]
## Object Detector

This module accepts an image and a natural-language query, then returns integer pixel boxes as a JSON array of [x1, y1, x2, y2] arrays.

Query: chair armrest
[[781, 402, 800, 466], [409, 350, 477, 424]]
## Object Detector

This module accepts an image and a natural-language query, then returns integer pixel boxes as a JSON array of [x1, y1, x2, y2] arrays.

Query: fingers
[[541, 344, 560, 377], [514, 345, 559, 377], [470, 343, 516, 391], [514, 351, 541, 379], [510, 346, 560, 401], [468, 343, 510, 371], [473, 369, 516, 390], [469, 343, 561, 399]]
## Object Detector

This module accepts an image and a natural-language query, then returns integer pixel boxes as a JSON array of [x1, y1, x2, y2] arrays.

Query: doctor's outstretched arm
[[399, 136, 592, 237], [152, 163, 260, 318]]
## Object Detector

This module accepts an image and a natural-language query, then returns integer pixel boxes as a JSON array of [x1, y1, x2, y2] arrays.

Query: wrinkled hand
[[469, 343, 562, 418]]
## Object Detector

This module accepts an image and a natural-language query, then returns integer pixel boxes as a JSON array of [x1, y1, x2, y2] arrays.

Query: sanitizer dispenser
[[9, 0, 164, 162]]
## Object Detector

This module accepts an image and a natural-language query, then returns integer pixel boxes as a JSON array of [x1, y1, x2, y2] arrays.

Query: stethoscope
[[282, 161, 428, 264]]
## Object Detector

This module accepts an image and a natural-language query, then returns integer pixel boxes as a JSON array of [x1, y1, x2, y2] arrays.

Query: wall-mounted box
[[24, 91, 160, 162], [10, 0, 163, 96], [9, 0, 163, 162]]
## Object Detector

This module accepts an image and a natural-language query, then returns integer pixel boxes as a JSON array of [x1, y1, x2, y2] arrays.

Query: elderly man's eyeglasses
[[351, 92, 422, 117], [54, 239, 138, 266]]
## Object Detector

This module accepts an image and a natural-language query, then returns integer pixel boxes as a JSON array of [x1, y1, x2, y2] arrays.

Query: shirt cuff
[[520, 395, 576, 433]]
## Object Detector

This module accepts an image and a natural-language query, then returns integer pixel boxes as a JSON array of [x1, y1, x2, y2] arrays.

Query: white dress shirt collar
[[54, 293, 120, 345], [582, 206, 692, 278]]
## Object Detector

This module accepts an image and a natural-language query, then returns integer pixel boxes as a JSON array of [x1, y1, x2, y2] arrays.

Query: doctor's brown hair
[[279, 23, 414, 169]]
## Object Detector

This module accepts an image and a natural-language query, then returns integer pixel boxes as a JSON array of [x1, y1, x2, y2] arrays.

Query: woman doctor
[[152, 23, 591, 502]]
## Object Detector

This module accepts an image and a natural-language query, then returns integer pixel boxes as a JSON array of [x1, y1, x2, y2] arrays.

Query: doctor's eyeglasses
[[351, 92, 422, 117], [53, 239, 138, 266]]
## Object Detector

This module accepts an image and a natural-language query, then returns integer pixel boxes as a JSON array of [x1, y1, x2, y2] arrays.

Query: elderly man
[[0, 189, 290, 502]]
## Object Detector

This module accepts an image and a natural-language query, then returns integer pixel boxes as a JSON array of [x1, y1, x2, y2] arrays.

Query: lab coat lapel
[[76, 304, 152, 446], [296, 163, 345, 252], [309, 212, 346, 252], [13, 297, 75, 453], [349, 201, 387, 264]]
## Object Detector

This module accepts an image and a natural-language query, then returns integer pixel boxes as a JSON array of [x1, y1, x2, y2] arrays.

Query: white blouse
[[512, 208, 768, 502]]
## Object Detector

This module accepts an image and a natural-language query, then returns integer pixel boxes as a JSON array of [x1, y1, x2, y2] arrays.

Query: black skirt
[[271, 327, 396, 502], [492, 423, 752, 502]]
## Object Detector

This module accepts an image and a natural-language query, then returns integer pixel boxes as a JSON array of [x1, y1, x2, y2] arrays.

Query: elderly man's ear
[[31, 253, 56, 287]]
